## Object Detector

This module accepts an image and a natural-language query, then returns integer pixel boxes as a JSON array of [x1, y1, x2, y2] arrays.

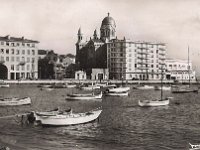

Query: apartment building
[[107, 39, 166, 80], [0, 35, 39, 80]]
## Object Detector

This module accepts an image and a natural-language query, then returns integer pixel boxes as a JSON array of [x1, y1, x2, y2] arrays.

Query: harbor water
[[0, 84, 200, 150]]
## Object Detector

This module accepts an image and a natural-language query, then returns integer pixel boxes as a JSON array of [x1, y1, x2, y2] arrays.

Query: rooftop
[[0, 35, 39, 43]]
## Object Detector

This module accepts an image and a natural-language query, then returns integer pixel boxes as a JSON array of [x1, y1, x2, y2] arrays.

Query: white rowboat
[[34, 108, 102, 126]]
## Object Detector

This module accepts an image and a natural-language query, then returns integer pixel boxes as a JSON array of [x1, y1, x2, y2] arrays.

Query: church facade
[[76, 13, 166, 80]]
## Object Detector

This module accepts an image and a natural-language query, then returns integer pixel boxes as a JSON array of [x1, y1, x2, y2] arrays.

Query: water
[[0, 84, 200, 150]]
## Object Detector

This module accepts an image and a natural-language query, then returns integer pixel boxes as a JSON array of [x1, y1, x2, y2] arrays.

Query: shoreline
[[1, 79, 199, 85]]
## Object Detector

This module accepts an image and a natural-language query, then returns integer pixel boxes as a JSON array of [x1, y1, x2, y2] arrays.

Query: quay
[[1, 79, 199, 85]]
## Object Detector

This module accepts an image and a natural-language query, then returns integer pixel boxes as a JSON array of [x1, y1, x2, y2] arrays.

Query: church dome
[[101, 13, 116, 27]]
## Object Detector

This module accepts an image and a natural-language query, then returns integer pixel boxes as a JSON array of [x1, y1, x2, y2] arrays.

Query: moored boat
[[0, 83, 10, 88], [138, 98, 170, 107], [154, 85, 171, 91], [65, 92, 102, 100], [171, 85, 198, 93], [136, 85, 154, 90], [81, 85, 101, 91], [106, 91, 129, 96], [0, 97, 31, 106], [33, 108, 102, 126], [108, 86, 130, 93]]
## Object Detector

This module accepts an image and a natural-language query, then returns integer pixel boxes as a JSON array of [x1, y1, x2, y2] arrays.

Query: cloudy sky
[[1, 0, 200, 69]]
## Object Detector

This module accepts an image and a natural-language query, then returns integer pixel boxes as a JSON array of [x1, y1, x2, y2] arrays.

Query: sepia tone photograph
[[0, 0, 200, 149]]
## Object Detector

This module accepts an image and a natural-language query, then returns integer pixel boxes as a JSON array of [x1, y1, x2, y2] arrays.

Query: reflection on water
[[0, 84, 199, 149]]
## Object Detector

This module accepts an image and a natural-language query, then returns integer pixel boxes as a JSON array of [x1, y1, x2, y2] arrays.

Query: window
[[27, 57, 30, 62], [11, 43, 15, 46], [11, 49, 14, 54], [27, 64, 30, 71], [32, 58, 35, 63], [16, 50, 20, 55], [0, 56, 4, 61], [27, 43, 30, 47], [6, 57, 9, 61], [21, 56, 25, 61], [16, 57, 20, 62], [1, 42, 4, 45], [32, 44, 35, 47], [11, 57, 14, 62], [27, 50, 30, 55], [22, 43, 25, 47], [17, 43, 20, 46], [6, 42, 9, 46], [16, 65, 19, 71], [22, 65, 25, 71], [11, 65, 14, 70], [6, 49, 9, 54], [32, 50, 35, 55], [22, 50, 25, 55], [1, 49, 4, 54]]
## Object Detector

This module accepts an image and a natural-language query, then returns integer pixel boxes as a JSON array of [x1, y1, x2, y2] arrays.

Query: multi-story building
[[165, 59, 196, 81], [107, 39, 166, 80], [76, 13, 166, 80], [0, 35, 39, 80]]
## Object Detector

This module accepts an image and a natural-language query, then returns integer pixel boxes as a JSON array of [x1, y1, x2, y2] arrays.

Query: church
[[76, 13, 166, 80]]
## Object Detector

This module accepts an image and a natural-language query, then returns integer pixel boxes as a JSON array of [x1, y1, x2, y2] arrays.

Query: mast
[[188, 46, 190, 86], [161, 66, 163, 100]]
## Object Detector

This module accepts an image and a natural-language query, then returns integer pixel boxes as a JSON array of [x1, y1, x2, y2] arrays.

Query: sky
[[1, 0, 200, 71]]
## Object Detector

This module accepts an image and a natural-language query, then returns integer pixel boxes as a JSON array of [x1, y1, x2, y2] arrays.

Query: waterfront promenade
[[1, 79, 198, 85]]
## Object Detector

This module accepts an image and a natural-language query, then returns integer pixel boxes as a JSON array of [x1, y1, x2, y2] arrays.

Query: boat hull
[[171, 86, 198, 93], [81, 86, 101, 91], [108, 87, 130, 93], [34, 109, 102, 126], [0, 97, 31, 106], [0, 84, 10, 88], [106, 92, 129, 96], [138, 98, 169, 107], [65, 92, 102, 100], [137, 85, 154, 90]]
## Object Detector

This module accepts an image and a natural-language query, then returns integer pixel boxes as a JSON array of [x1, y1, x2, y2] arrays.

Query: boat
[[136, 85, 154, 90], [35, 107, 72, 116], [33, 108, 102, 126], [96, 83, 116, 89], [171, 46, 199, 93], [138, 67, 170, 107], [52, 83, 67, 88], [138, 98, 170, 107], [81, 85, 101, 91], [0, 83, 10, 88], [66, 84, 77, 88], [106, 91, 129, 96], [0, 97, 31, 106], [154, 85, 171, 91], [66, 92, 102, 100], [108, 86, 130, 93], [171, 85, 198, 93]]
